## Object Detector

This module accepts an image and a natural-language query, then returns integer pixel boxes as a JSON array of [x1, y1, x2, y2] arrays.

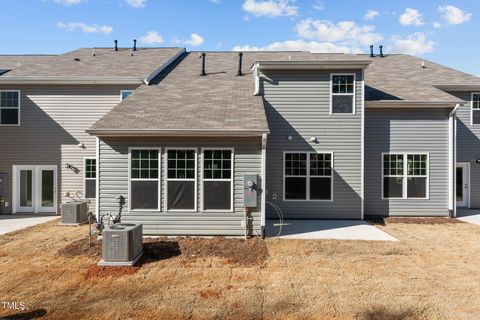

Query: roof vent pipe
[[369, 45, 374, 57], [379, 45, 384, 57], [133, 39, 137, 51], [114, 40, 118, 51], [236, 52, 243, 76], [200, 52, 206, 76]]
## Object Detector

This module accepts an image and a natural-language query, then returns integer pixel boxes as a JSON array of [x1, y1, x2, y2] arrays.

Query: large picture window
[[331, 75, 355, 114], [130, 149, 160, 210], [382, 153, 428, 199], [167, 149, 196, 211], [84, 158, 96, 199], [284, 152, 333, 201], [203, 149, 233, 211], [472, 93, 480, 125], [0, 91, 20, 125]]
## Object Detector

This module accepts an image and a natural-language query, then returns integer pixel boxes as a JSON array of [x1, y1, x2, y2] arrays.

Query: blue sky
[[1, 0, 478, 75]]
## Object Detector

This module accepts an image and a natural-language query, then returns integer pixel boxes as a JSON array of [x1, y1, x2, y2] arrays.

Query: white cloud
[[56, 22, 113, 34], [139, 31, 163, 44], [233, 39, 363, 53], [183, 33, 205, 47], [54, 0, 84, 5], [390, 32, 434, 55], [295, 19, 382, 46], [242, 0, 298, 17], [438, 5, 472, 25], [126, 0, 146, 8], [210, 0, 222, 3], [364, 10, 379, 20], [312, 0, 324, 11], [432, 22, 442, 29], [399, 8, 424, 26]]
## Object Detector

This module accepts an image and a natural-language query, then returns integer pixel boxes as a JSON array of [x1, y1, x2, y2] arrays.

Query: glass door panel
[[19, 170, 33, 208]]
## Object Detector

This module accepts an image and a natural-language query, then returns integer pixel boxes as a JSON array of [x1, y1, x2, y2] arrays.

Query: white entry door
[[13, 165, 57, 214], [456, 163, 470, 208]]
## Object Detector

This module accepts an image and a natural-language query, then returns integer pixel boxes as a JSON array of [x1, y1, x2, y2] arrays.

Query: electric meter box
[[243, 174, 258, 208], [0, 173, 6, 197]]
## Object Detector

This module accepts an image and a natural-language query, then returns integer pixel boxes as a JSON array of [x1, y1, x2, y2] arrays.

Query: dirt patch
[[198, 289, 222, 300], [143, 238, 181, 262], [179, 236, 267, 266], [85, 265, 139, 279], [57, 237, 101, 259], [367, 216, 464, 225]]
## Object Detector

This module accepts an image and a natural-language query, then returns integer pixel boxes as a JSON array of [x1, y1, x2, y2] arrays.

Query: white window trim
[[283, 151, 334, 202], [0, 90, 21, 126], [83, 157, 97, 200], [120, 90, 134, 101], [329, 74, 356, 115], [128, 147, 161, 212], [381, 152, 430, 200], [471, 92, 480, 126], [200, 147, 235, 213], [165, 147, 198, 212]]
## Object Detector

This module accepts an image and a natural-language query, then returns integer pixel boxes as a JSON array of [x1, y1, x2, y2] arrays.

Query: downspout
[[449, 104, 459, 217], [261, 132, 268, 239]]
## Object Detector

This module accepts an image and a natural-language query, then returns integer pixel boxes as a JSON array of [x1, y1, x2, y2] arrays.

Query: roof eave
[[0, 76, 144, 85], [86, 129, 270, 137], [256, 60, 372, 70], [433, 84, 480, 91], [365, 100, 459, 108]]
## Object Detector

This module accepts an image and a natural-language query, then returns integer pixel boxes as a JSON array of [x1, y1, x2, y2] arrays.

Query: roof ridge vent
[[199, 52, 206, 76], [369, 45, 374, 57], [114, 40, 118, 51]]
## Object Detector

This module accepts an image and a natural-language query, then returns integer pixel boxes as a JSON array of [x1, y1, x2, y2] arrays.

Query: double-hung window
[[167, 149, 196, 211], [203, 149, 233, 211], [331, 75, 355, 114], [0, 90, 20, 125], [472, 93, 480, 125], [383, 153, 428, 199], [130, 149, 160, 210], [84, 158, 96, 199], [284, 152, 333, 201]]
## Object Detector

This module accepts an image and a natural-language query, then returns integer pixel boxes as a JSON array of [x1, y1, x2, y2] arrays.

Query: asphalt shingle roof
[[0, 47, 184, 80]]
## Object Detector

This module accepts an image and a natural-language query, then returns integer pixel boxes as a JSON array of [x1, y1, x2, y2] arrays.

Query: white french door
[[456, 163, 470, 208], [13, 165, 57, 214]]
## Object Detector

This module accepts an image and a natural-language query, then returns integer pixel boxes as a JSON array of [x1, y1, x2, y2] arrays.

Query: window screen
[[309, 153, 332, 200], [285, 153, 307, 200], [0, 91, 19, 125], [167, 149, 196, 210], [407, 154, 428, 198], [203, 149, 232, 210], [84, 158, 96, 199], [473, 94, 480, 124], [383, 154, 404, 198], [130, 149, 159, 210]]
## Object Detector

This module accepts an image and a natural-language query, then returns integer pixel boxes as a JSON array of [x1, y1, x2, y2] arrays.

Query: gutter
[[365, 100, 460, 108], [86, 129, 270, 137], [448, 104, 459, 218], [434, 84, 480, 91], [144, 48, 186, 85]]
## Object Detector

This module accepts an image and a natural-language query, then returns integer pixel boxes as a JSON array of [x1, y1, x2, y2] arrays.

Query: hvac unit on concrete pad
[[61, 201, 89, 225]]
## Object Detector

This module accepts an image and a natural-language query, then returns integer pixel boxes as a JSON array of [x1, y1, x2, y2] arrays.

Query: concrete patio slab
[[266, 219, 398, 241], [0, 215, 59, 235], [457, 209, 480, 226]]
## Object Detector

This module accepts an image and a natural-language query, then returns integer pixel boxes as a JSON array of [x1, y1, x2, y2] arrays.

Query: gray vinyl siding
[[447, 91, 480, 208], [262, 70, 363, 219], [365, 108, 450, 216], [0, 85, 137, 214], [98, 137, 262, 236]]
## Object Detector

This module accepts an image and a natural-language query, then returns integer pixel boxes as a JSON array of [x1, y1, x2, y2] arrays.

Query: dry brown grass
[[0, 218, 480, 319]]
